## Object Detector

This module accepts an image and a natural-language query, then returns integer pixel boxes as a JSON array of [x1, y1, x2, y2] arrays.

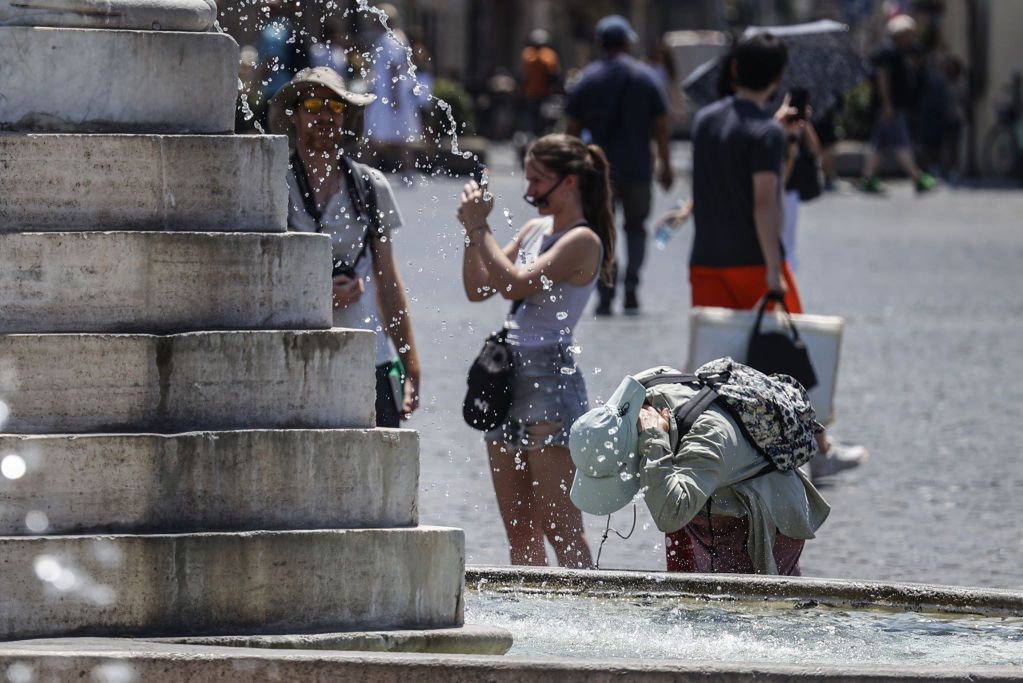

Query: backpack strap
[[639, 371, 778, 482]]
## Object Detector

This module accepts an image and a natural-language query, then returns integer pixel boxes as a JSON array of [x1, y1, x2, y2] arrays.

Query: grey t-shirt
[[286, 162, 404, 365], [690, 96, 785, 268]]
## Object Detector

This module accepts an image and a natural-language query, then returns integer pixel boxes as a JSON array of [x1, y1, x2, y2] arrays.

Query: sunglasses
[[298, 97, 344, 114]]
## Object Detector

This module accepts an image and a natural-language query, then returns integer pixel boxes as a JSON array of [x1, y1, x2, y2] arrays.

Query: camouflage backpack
[[640, 357, 824, 473]]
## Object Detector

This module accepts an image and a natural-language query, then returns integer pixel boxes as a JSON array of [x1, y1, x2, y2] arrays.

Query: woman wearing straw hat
[[269, 67, 420, 427]]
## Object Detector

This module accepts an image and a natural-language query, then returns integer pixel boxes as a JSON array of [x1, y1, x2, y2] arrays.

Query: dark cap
[[595, 15, 638, 48]]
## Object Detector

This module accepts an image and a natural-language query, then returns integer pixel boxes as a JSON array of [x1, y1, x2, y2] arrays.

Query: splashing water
[[354, 0, 473, 161], [466, 591, 1023, 666]]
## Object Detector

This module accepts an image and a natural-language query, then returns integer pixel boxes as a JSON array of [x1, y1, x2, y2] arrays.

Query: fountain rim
[[466, 565, 1023, 618]]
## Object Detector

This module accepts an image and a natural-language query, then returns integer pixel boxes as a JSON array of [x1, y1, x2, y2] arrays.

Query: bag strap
[[291, 154, 379, 272], [750, 291, 804, 344], [640, 371, 777, 481]]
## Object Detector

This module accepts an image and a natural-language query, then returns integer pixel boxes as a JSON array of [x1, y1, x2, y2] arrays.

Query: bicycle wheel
[[982, 124, 1018, 178]]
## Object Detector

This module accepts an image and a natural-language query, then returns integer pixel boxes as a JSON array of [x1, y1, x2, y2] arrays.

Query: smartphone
[[789, 88, 809, 121], [472, 160, 488, 188]]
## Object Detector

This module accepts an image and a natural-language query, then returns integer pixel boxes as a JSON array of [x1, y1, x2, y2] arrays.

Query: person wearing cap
[[268, 67, 421, 428], [860, 14, 935, 194], [570, 367, 829, 575], [565, 14, 673, 317]]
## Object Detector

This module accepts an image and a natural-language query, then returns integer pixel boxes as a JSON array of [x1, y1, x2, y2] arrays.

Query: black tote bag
[[745, 293, 818, 391]]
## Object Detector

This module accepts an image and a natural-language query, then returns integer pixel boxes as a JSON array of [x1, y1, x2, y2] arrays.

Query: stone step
[[0, 430, 418, 535], [0, 135, 288, 232], [0, 28, 237, 134], [0, 330, 376, 433], [151, 624, 513, 655], [0, 527, 464, 639], [0, 232, 332, 333]]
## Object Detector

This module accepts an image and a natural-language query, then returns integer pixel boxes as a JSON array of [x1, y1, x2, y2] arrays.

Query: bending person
[[570, 367, 830, 575], [458, 134, 616, 567]]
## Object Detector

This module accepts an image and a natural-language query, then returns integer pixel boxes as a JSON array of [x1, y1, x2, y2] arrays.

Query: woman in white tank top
[[459, 134, 616, 568]]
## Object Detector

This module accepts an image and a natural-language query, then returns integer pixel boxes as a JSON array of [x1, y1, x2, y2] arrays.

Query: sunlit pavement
[[388, 144, 1023, 589]]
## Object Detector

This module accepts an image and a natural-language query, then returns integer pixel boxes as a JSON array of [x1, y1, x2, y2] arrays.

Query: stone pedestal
[[0, 20, 507, 658], [0, 28, 236, 133]]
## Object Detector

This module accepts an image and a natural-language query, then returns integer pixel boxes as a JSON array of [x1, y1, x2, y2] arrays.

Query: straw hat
[[267, 67, 376, 149]]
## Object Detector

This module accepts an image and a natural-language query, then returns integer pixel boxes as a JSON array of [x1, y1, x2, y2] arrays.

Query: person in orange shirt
[[520, 29, 560, 136]]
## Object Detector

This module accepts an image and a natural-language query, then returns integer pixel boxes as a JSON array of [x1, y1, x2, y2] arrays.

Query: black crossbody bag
[[462, 299, 524, 432], [462, 222, 558, 431]]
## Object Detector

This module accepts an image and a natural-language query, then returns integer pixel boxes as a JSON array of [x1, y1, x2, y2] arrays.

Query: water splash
[[466, 591, 1023, 666], [353, 0, 473, 161]]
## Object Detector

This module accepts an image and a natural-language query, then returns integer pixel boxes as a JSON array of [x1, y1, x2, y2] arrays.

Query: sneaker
[[595, 300, 613, 317], [810, 440, 869, 479], [914, 172, 937, 193], [859, 176, 886, 194], [623, 291, 640, 316]]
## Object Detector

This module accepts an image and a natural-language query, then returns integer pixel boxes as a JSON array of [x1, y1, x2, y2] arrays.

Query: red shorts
[[666, 514, 804, 576], [689, 263, 803, 313]]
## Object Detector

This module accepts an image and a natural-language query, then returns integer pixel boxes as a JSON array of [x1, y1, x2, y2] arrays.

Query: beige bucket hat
[[267, 67, 376, 149]]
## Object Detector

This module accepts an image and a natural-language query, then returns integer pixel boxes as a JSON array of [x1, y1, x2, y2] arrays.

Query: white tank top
[[507, 218, 601, 347]]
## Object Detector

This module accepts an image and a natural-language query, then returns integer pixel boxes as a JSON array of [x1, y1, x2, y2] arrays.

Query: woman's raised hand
[[457, 180, 494, 231]]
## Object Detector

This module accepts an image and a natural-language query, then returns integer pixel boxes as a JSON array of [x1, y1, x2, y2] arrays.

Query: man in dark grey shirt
[[566, 15, 673, 316], [688, 33, 803, 314]]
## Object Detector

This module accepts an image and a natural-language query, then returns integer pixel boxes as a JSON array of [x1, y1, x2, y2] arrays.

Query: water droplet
[[25, 511, 48, 533], [33, 555, 62, 583], [1, 454, 26, 480]]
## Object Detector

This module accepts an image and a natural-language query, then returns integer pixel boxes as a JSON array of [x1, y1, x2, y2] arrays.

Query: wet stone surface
[[388, 147, 1023, 589]]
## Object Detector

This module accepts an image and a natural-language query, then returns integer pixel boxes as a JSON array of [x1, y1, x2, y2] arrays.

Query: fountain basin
[[466, 566, 1023, 670]]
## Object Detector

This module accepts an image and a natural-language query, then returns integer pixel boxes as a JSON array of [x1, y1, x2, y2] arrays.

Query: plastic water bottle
[[653, 221, 676, 251], [653, 200, 688, 250]]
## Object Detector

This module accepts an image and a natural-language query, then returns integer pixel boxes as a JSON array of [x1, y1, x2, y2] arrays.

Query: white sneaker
[[811, 441, 869, 479]]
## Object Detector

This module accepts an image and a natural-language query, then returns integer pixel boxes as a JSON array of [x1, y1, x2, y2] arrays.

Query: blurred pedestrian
[[519, 29, 561, 137], [308, 17, 349, 76], [268, 67, 421, 428], [251, 0, 308, 127], [689, 34, 802, 313], [940, 56, 968, 183], [566, 14, 673, 316], [781, 89, 824, 273], [458, 134, 617, 568], [687, 34, 867, 494], [860, 15, 936, 194], [814, 92, 843, 191], [363, 3, 431, 184]]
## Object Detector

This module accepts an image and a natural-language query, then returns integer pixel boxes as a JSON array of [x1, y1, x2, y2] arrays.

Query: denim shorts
[[485, 341, 589, 450]]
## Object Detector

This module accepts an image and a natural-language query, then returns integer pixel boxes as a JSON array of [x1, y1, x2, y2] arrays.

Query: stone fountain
[[0, 3, 509, 663]]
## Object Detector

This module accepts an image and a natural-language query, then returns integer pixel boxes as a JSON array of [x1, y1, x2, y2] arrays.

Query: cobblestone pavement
[[389, 149, 1023, 589]]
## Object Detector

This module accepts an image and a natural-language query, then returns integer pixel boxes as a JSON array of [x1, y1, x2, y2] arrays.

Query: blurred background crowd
[[222, 0, 1023, 184]]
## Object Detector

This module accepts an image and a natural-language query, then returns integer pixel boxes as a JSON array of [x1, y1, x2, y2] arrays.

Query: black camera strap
[[290, 153, 380, 273]]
